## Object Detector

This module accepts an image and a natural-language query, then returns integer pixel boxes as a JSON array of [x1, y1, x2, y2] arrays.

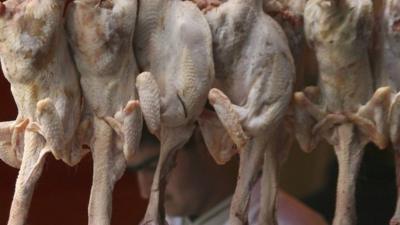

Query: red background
[[0, 69, 147, 224]]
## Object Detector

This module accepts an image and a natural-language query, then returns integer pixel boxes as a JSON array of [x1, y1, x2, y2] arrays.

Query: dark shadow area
[[304, 143, 397, 225]]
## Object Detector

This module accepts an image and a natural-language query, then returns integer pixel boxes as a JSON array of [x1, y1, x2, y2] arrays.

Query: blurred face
[[129, 132, 228, 217]]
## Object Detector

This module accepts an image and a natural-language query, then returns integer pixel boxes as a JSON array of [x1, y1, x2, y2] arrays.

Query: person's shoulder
[[247, 181, 327, 225], [166, 216, 184, 225], [276, 191, 328, 225]]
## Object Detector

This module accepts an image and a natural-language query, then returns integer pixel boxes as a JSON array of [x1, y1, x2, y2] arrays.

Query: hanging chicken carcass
[[190, 0, 296, 225], [0, 0, 86, 224], [372, 0, 400, 224], [134, 0, 214, 224], [294, 0, 392, 225], [66, 0, 142, 224]]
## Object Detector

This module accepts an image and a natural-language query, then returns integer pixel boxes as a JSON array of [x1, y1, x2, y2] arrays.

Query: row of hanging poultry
[[0, 0, 398, 224]]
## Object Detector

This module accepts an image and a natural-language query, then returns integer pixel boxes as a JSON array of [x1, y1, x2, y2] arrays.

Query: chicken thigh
[[0, 0, 84, 224], [134, 0, 214, 224], [294, 0, 392, 224], [66, 0, 142, 224]]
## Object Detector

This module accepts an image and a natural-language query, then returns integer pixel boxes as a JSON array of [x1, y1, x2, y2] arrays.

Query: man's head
[[128, 125, 238, 217]]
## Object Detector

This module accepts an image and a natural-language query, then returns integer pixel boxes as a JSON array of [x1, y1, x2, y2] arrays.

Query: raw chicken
[[264, 0, 306, 58], [372, 0, 400, 89], [134, 0, 214, 224], [66, 0, 142, 224], [191, 0, 221, 12], [0, 0, 85, 224], [294, 0, 392, 224], [194, 0, 296, 224], [374, 0, 400, 224], [263, 0, 308, 91]]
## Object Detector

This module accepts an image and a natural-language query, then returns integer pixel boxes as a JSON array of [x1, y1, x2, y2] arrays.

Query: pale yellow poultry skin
[[0, 0, 85, 224], [188, 1, 297, 225], [134, 0, 214, 224], [2, 1, 397, 225], [66, 0, 142, 224], [376, 1, 400, 224], [294, 1, 393, 225]]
